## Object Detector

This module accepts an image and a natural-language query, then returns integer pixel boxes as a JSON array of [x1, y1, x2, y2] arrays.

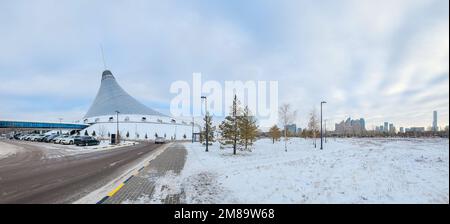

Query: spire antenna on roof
[[100, 44, 107, 70]]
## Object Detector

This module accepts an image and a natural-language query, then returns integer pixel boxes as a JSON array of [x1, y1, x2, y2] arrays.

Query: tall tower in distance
[[432, 111, 438, 132]]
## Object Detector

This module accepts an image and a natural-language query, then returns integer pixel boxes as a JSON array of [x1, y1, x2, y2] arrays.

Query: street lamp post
[[115, 110, 120, 144], [201, 96, 208, 152], [324, 119, 328, 143], [174, 124, 177, 140], [191, 117, 194, 143], [320, 101, 327, 150]]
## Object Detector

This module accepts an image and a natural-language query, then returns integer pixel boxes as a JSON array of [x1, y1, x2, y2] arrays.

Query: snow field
[[175, 138, 448, 203]]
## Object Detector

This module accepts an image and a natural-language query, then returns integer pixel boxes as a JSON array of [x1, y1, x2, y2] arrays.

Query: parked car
[[34, 134, 47, 142], [24, 134, 36, 141], [43, 134, 58, 142], [74, 136, 100, 146], [23, 134, 33, 140], [53, 135, 69, 144], [155, 137, 166, 144], [61, 136, 81, 145], [29, 134, 43, 141]]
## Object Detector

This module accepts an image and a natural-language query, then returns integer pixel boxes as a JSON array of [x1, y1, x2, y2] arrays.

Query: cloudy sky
[[0, 0, 448, 129]]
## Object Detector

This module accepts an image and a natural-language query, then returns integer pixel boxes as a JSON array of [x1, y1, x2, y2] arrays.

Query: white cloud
[[0, 0, 448, 129]]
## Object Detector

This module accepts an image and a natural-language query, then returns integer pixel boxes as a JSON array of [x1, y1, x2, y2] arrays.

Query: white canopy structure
[[84, 70, 166, 119], [81, 70, 200, 140]]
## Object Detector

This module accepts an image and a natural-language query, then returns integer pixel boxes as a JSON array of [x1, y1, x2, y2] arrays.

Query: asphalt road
[[0, 141, 161, 204]]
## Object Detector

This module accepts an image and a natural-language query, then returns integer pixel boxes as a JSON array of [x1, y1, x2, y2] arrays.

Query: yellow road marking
[[108, 183, 124, 197]]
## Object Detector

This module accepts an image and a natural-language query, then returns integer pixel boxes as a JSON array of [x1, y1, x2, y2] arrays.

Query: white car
[[25, 134, 37, 141], [29, 134, 43, 141], [19, 135, 29, 140], [61, 136, 81, 145], [155, 137, 166, 144], [53, 135, 68, 144]]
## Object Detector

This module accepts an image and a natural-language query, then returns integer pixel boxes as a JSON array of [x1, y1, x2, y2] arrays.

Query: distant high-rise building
[[399, 127, 404, 133], [389, 123, 396, 133], [384, 122, 389, 132], [335, 117, 366, 135], [286, 124, 297, 135], [406, 127, 425, 133], [432, 111, 438, 132], [359, 118, 366, 130]]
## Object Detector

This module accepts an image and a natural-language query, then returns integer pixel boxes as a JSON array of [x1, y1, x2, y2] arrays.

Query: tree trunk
[[284, 127, 287, 152]]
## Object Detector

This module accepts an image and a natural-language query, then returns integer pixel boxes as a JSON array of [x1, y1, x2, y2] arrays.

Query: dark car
[[13, 133, 22, 140], [43, 134, 58, 142], [75, 136, 100, 146]]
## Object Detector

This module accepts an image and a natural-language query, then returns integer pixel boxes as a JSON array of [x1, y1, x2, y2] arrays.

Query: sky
[[0, 0, 448, 130]]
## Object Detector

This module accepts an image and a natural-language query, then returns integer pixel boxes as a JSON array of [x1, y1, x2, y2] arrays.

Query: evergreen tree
[[126, 131, 130, 138], [92, 130, 96, 136], [145, 133, 148, 139], [269, 125, 281, 144], [155, 133, 158, 138], [219, 95, 241, 155], [108, 132, 111, 137], [84, 130, 88, 136], [201, 112, 215, 144], [238, 106, 258, 151]]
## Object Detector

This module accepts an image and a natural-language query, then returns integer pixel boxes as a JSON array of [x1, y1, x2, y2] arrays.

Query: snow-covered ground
[[0, 141, 23, 159], [176, 138, 448, 204], [38, 140, 139, 159], [0, 140, 139, 159]]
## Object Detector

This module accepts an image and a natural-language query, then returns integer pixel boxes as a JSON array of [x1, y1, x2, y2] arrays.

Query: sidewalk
[[102, 143, 187, 204]]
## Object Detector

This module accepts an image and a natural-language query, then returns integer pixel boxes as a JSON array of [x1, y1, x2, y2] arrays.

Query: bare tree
[[279, 104, 297, 152], [307, 107, 319, 148], [98, 125, 107, 139]]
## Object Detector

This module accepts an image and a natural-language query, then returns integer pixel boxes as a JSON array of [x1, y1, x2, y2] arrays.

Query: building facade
[[432, 111, 438, 132], [81, 70, 200, 140], [286, 124, 297, 135], [334, 117, 366, 135]]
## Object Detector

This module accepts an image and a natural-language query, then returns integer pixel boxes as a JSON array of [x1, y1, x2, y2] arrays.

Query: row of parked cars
[[12, 133, 100, 146]]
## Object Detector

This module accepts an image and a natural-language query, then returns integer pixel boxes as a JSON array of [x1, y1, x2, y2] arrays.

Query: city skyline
[[0, 0, 448, 129]]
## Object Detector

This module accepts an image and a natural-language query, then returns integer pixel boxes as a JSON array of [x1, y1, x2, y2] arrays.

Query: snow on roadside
[[0, 141, 23, 159], [180, 138, 449, 204], [30, 140, 139, 159]]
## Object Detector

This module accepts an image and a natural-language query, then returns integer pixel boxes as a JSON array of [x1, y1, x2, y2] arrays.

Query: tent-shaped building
[[81, 70, 199, 140]]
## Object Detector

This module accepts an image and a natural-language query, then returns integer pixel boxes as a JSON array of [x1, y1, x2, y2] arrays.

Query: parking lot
[[4, 139, 138, 159], [0, 138, 159, 203]]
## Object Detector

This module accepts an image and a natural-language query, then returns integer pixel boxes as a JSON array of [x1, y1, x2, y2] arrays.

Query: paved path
[[0, 140, 160, 204], [103, 144, 187, 204]]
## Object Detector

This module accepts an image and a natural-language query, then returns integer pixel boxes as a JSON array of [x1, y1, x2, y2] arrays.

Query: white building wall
[[81, 114, 201, 140]]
